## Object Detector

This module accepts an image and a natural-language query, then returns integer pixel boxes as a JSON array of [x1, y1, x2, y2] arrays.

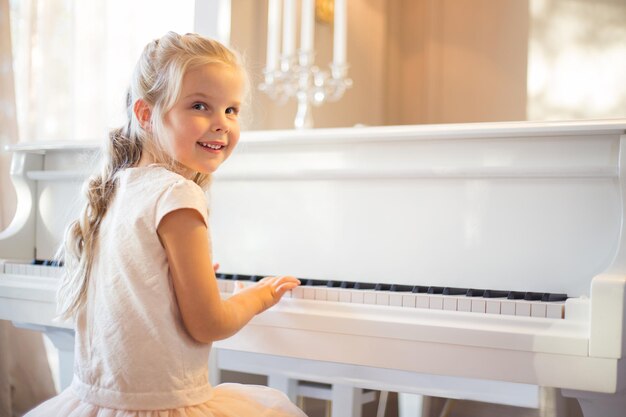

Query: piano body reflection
[[1, 120, 625, 416]]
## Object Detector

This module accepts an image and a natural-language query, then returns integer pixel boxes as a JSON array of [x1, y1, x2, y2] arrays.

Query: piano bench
[[293, 380, 378, 417]]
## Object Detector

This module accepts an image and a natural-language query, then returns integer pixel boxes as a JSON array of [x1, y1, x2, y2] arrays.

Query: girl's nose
[[211, 114, 229, 133]]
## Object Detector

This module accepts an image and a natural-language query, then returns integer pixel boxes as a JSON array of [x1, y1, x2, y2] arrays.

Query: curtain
[[1, 2, 58, 415]]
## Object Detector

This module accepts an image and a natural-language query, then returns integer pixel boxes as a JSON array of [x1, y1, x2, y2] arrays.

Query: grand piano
[[1, 120, 625, 417]]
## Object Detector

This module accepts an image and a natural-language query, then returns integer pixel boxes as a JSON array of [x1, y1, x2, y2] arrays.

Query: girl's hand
[[238, 275, 300, 313]]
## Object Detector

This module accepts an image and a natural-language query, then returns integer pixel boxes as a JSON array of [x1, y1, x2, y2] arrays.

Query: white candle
[[282, 0, 296, 57], [266, 0, 282, 72], [333, 0, 347, 67], [300, 0, 315, 53]]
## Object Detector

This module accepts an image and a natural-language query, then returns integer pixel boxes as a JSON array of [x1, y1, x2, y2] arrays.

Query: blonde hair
[[57, 32, 247, 320]]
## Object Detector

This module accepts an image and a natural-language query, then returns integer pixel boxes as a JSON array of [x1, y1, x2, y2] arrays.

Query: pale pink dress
[[26, 166, 307, 417]]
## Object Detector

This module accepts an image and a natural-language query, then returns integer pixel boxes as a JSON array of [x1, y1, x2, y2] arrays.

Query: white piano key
[[471, 299, 486, 313], [546, 303, 565, 319], [314, 288, 328, 301], [339, 290, 351, 303], [486, 300, 501, 315], [457, 298, 472, 312], [415, 294, 429, 309], [376, 292, 390, 306], [515, 302, 532, 317], [291, 287, 305, 299], [303, 287, 316, 300], [501, 300, 516, 316], [429, 296, 443, 310], [531, 302, 547, 318], [389, 293, 403, 307], [363, 291, 377, 305], [350, 290, 364, 304], [18, 264, 27, 275], [326, 289, 339, 302], [443, 297, 457, 311], [402, 294, 416, 308]]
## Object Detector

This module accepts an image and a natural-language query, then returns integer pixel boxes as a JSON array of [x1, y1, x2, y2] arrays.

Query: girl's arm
[[158, 208, 300, 343]]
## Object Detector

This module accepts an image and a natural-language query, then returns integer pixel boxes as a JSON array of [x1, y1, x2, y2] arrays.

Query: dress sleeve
[[155, 179, 209, 228]]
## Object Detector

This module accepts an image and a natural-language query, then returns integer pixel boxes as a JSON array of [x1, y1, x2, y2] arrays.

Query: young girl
[[26, 32, 307, 417]]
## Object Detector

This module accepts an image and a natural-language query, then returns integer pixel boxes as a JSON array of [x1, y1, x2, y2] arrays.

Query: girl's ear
[[133, 99, 152, 131]]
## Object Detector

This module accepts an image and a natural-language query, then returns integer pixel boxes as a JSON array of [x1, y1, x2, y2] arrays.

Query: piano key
[[486, 300, 501, 314], [388, 293, 403, 307], [531, 302, 547, 318], [457, 298, 472, 312], [501, 300, 516, 315], [443, 296, 458, 311], [471, 299, 486, 313], [326, 289, 340, 302], [429, 296, 443, 310], [483, 290, 509, 298], [402, 293, 416, 308], [390, 284, 413, 292], [466, 288, 485, 297], [375, 292, 390, 306], [363, 291, 377, 305], [542, 293, 568, 302], [442, 287, 467, 295], [415, 294, 429, 309], [354, 282, 376, 290], [524, 292, 544, 301], [350, 290, 365, 304], [427, 286, 444, 294], [515, 302, 532, 316], [546, 302, 565, 319]]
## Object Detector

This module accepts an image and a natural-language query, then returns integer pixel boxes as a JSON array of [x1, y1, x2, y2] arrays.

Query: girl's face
[[163, 63, 244, 174]]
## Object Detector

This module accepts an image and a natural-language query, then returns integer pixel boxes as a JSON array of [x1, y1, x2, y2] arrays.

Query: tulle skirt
[[24, 383, 308, 417]]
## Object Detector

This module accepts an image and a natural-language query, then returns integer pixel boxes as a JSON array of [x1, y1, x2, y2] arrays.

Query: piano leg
[[268, 374, 299, 403], [398, 393, 425, 417], [562, 389, 626, 417]]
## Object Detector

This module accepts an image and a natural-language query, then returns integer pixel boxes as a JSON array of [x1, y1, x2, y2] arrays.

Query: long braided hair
[[57, 32, 246, 320]]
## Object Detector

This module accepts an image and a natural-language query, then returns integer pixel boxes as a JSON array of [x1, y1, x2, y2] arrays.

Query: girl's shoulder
[[121, 165, 200, 190]]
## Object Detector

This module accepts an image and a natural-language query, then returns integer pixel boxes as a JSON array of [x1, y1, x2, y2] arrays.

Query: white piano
[[1, 120, 625, 417]]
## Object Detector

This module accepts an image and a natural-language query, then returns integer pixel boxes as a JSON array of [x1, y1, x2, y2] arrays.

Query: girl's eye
[[192, 103, 207, 111], [226, 107, 239, 116]]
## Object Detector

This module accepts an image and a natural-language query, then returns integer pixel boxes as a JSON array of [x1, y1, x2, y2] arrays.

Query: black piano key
[[390, 284, 413, 292], [412, 285, 429, 293], [249, 275, 263, 282], [483, 290, 509, 298], [442, 287, 467, 296], [354, 282, 376, 290], [340, 281, 356, 289], [466, 288, 485, 297], [524, 292, 544, 301], [507, 291, 526, 300], [374, 283, 392, 291], [427, 286, 444, 294], [304, 279, 327, 286], [541, 293, 568, 302], [326, 280, 342, 288], [234, 274, 251, 281]]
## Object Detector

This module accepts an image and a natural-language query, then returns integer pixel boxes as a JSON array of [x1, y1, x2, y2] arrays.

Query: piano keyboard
[[0, 263, 566, 320], [215, 273, 567, 319]]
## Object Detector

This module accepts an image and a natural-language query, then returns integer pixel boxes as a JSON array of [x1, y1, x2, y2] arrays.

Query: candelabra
[[260, 0, 352, 129]]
